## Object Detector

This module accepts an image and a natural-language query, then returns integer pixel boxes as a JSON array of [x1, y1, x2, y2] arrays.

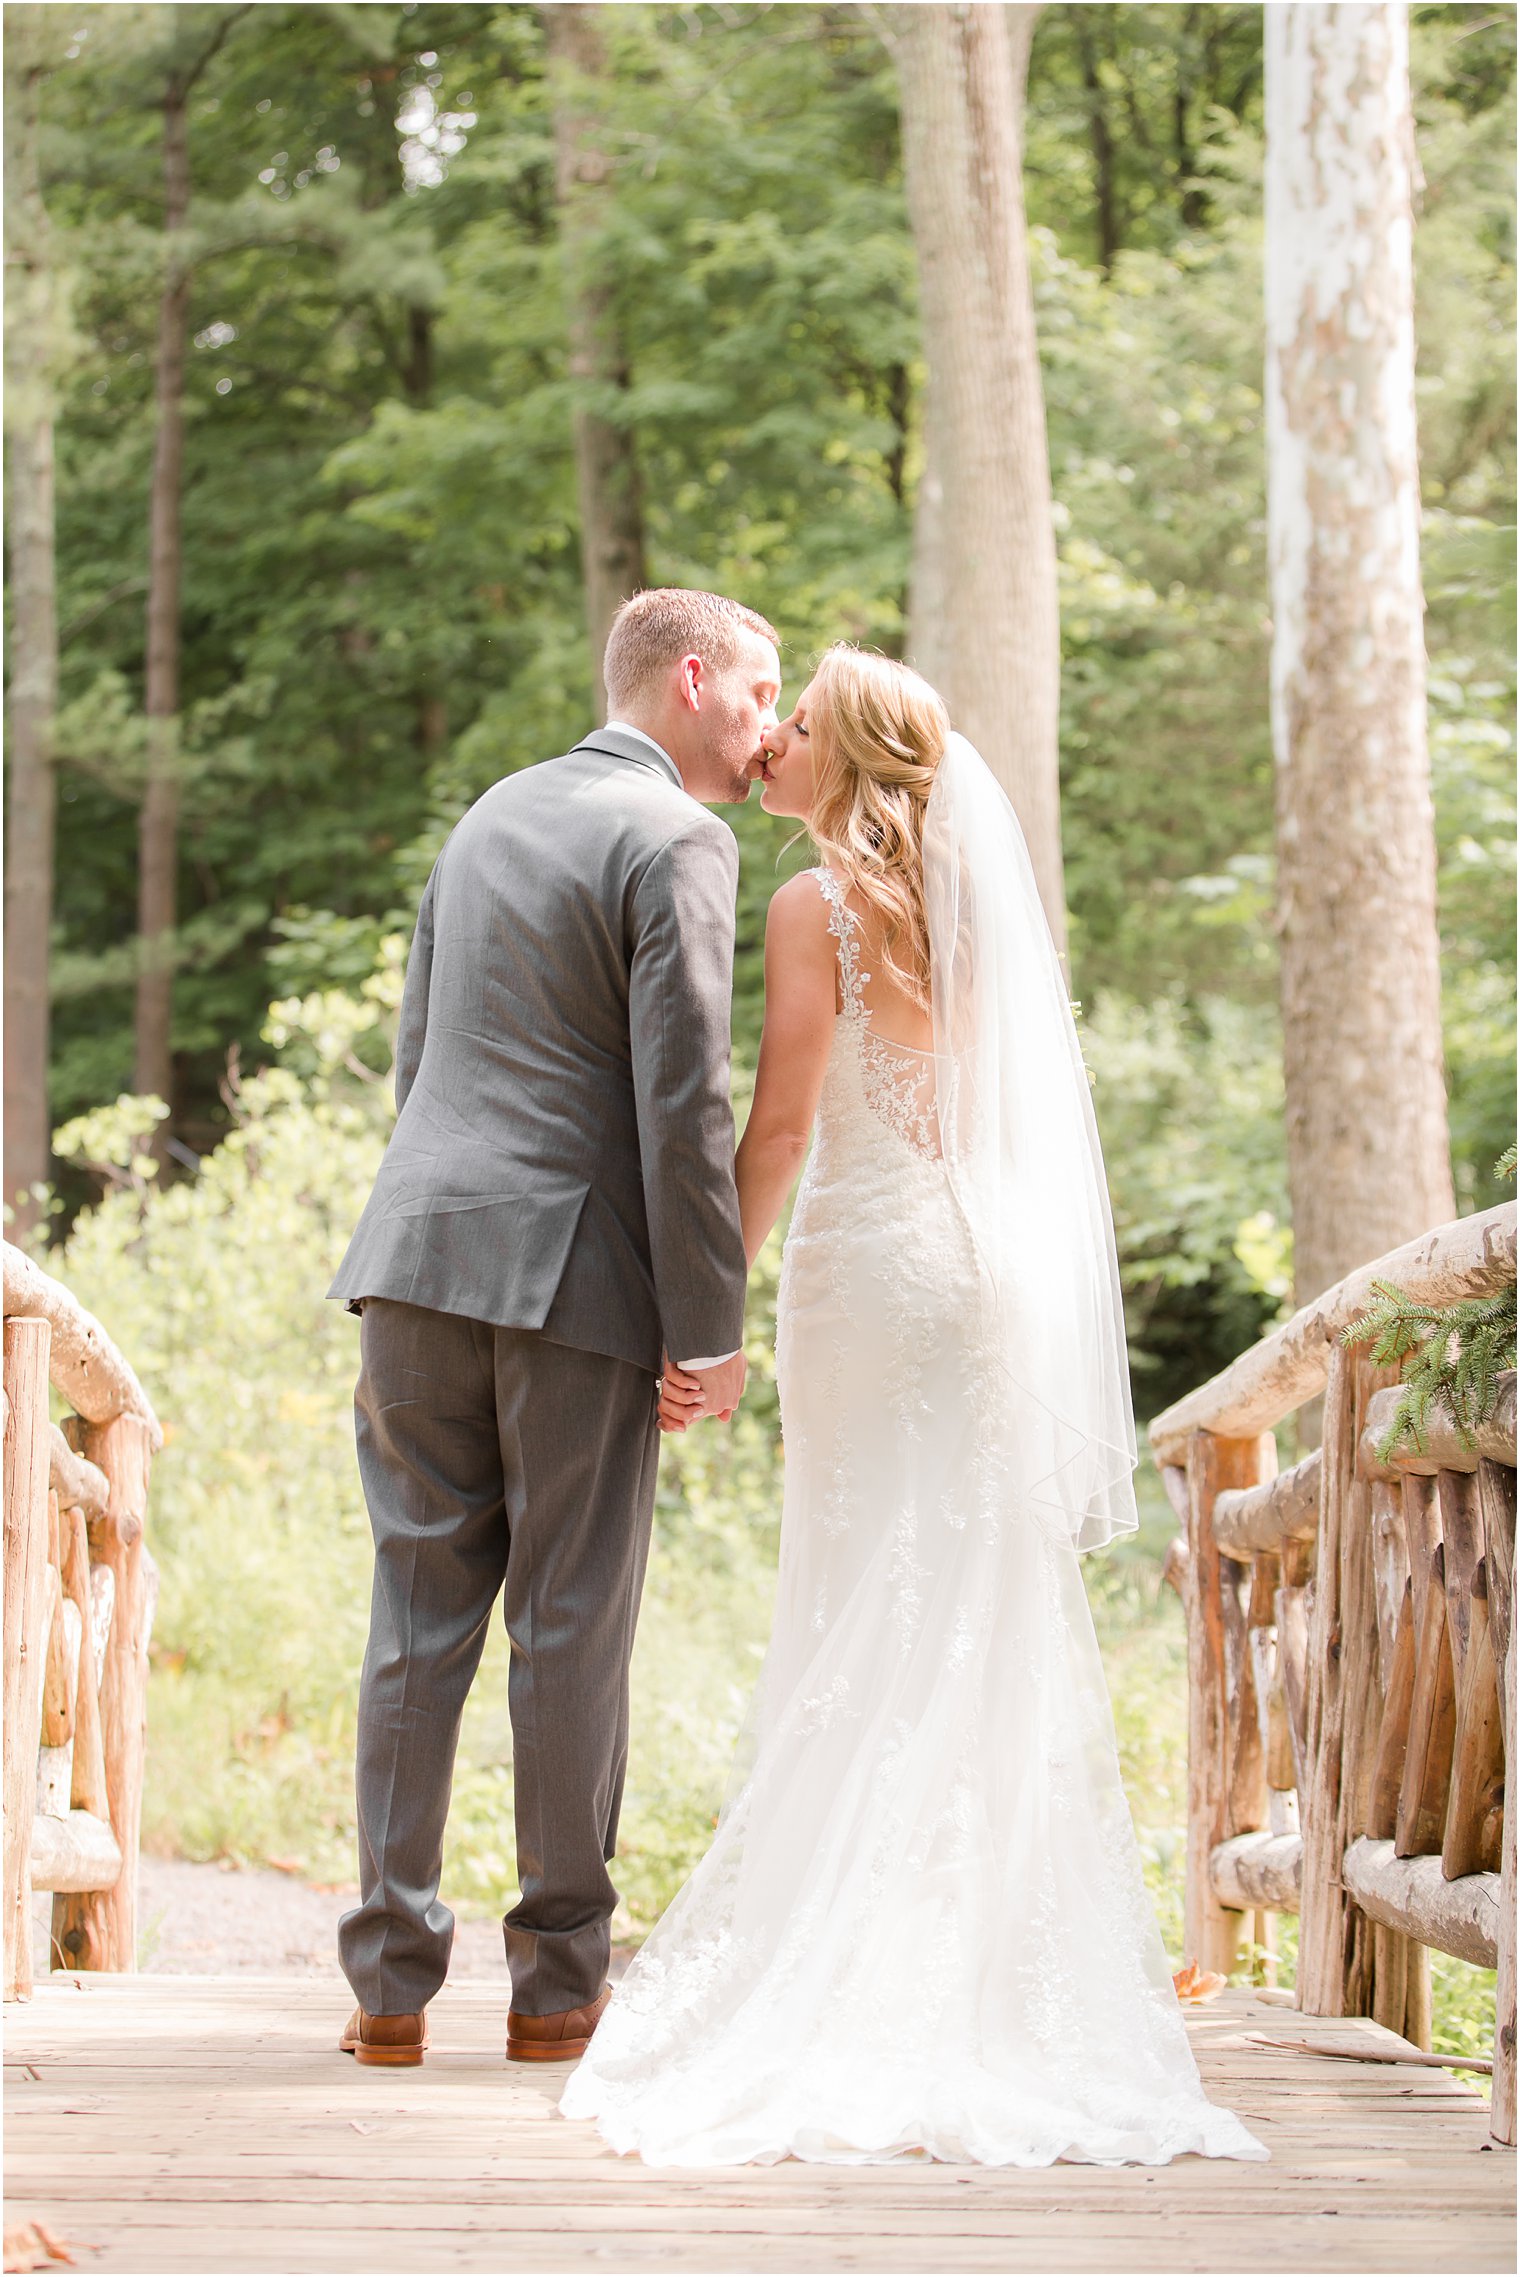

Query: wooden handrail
[[1152, 1209, 1516, 2153], [2, 1243, 163, 1450], [1359, 1376, 1517, 1481], [2, 1244, 159, 2000], [1149, 1204, 1515, 1466]]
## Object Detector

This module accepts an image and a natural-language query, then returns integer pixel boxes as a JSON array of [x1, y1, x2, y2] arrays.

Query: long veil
[[925, 733, 1138, 1553]]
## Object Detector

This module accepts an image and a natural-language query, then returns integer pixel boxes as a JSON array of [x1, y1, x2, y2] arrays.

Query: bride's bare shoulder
[[766, 868, 833, 936], [763, 870, 836, 977]]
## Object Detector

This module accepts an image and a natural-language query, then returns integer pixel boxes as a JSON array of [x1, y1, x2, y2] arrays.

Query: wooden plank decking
[[4, 1975, 1514, 2274]]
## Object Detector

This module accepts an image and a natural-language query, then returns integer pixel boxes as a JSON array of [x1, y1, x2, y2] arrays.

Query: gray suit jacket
[[328, 730, 749, 1374]]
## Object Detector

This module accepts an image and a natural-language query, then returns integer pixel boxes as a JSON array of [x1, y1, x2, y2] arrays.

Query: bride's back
[[831, 880, 935, 1057]]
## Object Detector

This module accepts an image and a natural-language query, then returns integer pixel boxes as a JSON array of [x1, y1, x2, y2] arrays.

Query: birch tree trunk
[[545, 2, 648, 724], [133, 68, 192, 1120], [899, 3, 1066, 954], [1265, 3, 1455, 1303], [3, 46, 60, 1230]]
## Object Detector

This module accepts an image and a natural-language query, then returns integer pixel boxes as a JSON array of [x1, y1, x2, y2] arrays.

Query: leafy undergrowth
[[48, 1007, 1495, 2083]]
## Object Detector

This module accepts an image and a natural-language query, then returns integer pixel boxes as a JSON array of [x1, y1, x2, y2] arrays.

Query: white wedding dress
[[562, 847, 1265, 2169]]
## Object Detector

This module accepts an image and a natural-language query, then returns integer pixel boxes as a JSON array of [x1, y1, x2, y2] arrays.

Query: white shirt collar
[[604, 721, 678, 777]]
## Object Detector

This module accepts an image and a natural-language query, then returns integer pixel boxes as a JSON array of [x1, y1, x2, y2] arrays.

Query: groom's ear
[[676, 653, 704, 713]]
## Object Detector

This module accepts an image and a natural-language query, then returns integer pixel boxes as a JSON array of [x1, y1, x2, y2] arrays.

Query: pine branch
[[1342, 1279, 1517, 1463]]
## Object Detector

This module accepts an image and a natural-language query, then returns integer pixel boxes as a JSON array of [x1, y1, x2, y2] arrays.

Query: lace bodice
[[560, 864, 1267, 2176], [808, 867, 942, 1175]]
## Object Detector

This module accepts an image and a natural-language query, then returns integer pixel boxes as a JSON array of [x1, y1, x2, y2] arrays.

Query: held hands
[[658, 1351, 746, 1432]]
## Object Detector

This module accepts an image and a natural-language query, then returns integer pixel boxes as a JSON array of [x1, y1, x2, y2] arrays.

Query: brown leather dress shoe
[[505, 1984, 611, 2064], [339, 2006, 427, 2066]]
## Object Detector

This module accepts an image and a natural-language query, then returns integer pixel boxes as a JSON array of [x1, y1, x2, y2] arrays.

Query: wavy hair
[[806, 645, 951, 1011]]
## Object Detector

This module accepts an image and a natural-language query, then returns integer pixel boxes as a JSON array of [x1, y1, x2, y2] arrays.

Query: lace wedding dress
[[562, 863, 1265, 2170]]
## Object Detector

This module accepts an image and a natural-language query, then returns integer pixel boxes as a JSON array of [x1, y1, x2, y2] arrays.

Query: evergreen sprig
[[1342, 1281, 1517, 1463]]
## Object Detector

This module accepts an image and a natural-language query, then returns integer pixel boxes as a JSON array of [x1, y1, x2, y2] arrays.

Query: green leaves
[[1343, 1277, 1519, 1463], [25, 0, 1517, 1370]]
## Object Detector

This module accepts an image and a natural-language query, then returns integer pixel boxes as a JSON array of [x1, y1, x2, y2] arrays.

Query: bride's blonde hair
[[806, 644, 950, 1011]]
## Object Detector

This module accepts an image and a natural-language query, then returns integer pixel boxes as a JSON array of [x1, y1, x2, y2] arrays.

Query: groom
[[328, 587, 780, 2066]]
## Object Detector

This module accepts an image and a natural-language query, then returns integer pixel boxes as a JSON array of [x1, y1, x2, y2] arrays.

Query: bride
[[561, 646, 1265, 2169]]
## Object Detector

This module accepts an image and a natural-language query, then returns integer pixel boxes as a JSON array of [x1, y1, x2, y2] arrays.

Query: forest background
[[5, 2, 1515, 2053]]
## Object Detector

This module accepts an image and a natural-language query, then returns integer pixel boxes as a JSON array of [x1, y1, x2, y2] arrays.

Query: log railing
[[1150, 1203, 1516, 2151], [2, 1242, 162, 1998]]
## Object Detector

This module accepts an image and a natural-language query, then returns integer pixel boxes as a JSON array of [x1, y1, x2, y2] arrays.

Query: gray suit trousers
[[337, 1300, 660, 2017]]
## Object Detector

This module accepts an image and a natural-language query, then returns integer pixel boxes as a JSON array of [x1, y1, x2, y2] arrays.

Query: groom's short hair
[[603, 588, 779, 710]]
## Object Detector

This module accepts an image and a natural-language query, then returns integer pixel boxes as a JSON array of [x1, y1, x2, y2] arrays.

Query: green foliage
[[1428, 1953, 1501, 2074], [27, 3, 1515, 1258], [40, 981, 787, 1926], [1079, 991, 1291, 1410], [38, 983, 1501, 2095], [9, 3, 1514, 2048], [52, 1092, 169, 1199], [36, 966, 1192, 1952], [1342, 1279, 1518, 1462]]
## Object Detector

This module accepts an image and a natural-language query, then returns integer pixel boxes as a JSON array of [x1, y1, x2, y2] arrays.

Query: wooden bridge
[[3, 1215, 1516, 2275]]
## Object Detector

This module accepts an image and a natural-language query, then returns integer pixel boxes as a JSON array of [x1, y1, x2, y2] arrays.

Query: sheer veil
[[925, 732, 1138, 1553], [559, 733, 1271, 2177]]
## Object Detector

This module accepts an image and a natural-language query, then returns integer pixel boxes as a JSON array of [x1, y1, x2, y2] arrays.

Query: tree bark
[[1072, 3, 1119, 274], [133, 70, 193, 1121], [898, 3, 1067, 956], [544, 3, 647, 724], [1265, 3, 1455, 1305], [3, 1241, 164, 1447], [53, 1416, 154, 1975], [403, 304, 449, 769], [3, 57, 60, 1232], [3, 1318, 54, 1998], [1342, 1835, 1500, 1970]]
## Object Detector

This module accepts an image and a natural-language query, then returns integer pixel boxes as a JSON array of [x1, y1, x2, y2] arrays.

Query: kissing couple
[[328, 587, 1265, 2168]]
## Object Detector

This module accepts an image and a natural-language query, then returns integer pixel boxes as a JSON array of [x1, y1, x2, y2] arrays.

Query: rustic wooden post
[[1479, 1456, 1515, 1749], [3, 1317, 53, 1999], [59, 1504, 107, 1818], [1489, 1466, 1516, 2150], [1397, 1545, 1456, 1856], [1298, 1346, 1354, 2015], [1443, 1560, 1505, 1877], [1274, 1534, 1313, 1800], [1368, 1478, 1409, 1685], [1346, 1360, 1426, 2036], [1300, 1351, 1429, 2034], [54, 1414, 152, 1973], [1369, 1578, 1415, 1838], [1184, 1427, 1275, 1974]]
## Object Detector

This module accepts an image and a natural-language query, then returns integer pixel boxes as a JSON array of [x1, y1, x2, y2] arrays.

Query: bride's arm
[[734, 873, 837, 1267]]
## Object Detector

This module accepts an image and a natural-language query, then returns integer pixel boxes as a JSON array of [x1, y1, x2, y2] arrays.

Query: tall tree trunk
[[544, 3, 647, 724], [133, 69, 191, 1118], [1265, 2, 1454, 1303], [3, 55, 59, 1232], [1073, 4, 1119, 275], [404, 303, 448, 767], [1175, 7, 1208, 230], [899, 2, 1067, 955], [404, 303, 433, 407]]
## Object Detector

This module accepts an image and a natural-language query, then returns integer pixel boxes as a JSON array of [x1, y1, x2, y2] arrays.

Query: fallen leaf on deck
[[1172, 1962, 1228, 2003], [4, 2219, 76, 2272]]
